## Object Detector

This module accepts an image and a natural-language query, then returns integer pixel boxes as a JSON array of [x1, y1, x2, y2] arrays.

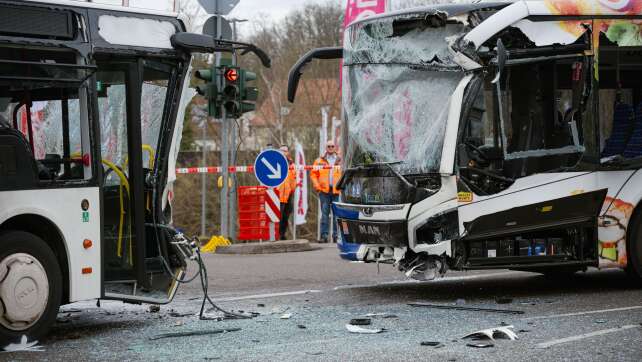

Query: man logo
[[358, 224, 381, 236], [362, 207, 373, 216]]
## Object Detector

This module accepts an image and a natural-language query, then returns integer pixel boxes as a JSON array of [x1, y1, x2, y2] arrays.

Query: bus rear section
[[0, 0, 192, 342]]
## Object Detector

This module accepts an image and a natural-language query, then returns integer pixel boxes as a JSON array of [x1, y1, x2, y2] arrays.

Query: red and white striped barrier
[[265, 188, 281, 223], [175, 165, 340, 174]]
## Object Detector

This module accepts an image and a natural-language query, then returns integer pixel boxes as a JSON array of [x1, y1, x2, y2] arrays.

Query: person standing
[[277, 145, 296, 240], [310, 140, 342, 242]]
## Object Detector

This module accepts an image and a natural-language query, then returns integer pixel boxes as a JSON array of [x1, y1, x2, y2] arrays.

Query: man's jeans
[[319, 192, 339, 241]]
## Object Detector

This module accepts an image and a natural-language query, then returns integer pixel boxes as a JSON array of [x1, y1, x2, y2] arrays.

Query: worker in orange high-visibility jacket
[[277, 145, 297, 240], [310, 140, 342, 242]]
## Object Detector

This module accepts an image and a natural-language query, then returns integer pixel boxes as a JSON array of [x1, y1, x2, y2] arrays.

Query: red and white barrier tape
[[175, 165, 341, 174]]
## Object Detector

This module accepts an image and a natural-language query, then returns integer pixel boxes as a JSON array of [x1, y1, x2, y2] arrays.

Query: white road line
[[212, 290, 322, 302], [527, 305, 642, 320], [537, 324, 640, 348], [332, 271, 521, 291]]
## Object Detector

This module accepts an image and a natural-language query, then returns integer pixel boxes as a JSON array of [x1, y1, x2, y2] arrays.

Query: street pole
[[216, 0, 230, 238], [227, 18, 245, 242]]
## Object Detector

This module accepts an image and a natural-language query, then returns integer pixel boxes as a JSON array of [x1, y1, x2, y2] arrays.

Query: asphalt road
[[6, 244, 642, 361]]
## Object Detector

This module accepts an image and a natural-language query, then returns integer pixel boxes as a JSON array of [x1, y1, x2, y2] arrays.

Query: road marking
[[537, 324, 640, 348], [332, 271, 521, 291], [212, 289, 322, 302], [527, 305, 642, 320]]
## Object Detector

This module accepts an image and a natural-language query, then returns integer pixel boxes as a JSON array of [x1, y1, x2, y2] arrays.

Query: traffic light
[[221, 67, 240, 116], [218, 66, 260, 119], [194, 67, 221, 118], [239, 69, 258, 114]]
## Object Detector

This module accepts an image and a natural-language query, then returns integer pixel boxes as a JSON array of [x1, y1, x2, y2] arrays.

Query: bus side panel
[[0, 188, 101, 302], [597, 170, 642, 268]]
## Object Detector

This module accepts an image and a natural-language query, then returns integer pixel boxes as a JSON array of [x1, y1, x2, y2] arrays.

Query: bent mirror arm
[[288, 47, 342, 102], [171, 33, 271, 68]]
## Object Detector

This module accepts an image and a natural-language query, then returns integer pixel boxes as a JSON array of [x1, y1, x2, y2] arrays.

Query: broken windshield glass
[[344, 15, 466, 70], [343, 64, 463, 175]]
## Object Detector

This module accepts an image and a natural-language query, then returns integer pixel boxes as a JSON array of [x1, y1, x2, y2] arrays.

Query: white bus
[[0, 0, 204, 342], [289, 0, 642, 282]]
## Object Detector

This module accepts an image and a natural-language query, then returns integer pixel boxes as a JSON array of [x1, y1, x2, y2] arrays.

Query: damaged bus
[[0, 0, 263, 342], [288, 0, 642, 282]]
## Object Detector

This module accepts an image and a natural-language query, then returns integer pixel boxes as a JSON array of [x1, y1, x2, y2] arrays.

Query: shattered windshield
[[343, 16, 466, 175]]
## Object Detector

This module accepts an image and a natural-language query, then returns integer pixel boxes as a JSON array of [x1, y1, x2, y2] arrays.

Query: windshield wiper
[[354, 160, 404, 167]]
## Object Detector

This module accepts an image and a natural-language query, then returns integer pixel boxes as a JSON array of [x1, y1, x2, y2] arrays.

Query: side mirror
[[171, 32, 271, 68], [287, 47, 342, 102]]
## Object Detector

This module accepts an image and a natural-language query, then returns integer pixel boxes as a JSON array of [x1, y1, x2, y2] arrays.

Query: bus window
[[597, 32, 642, 162], [497, 57, 589, 177], [140, 61, 174, 169], [0, 53, 91, 183]]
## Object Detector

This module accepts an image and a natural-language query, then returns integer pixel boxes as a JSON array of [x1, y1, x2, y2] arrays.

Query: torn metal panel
[[513, 20, 589, 46]]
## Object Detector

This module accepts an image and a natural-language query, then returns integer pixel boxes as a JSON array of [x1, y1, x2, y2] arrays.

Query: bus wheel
[[626, 210, 642, 284], [0, 231, 62, 344]]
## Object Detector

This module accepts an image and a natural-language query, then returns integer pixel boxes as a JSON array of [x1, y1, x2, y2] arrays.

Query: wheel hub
[[0, 253, 49, 331]]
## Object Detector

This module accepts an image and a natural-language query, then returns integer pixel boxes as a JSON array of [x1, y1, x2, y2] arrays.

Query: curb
[[215, 239, 321, 255]]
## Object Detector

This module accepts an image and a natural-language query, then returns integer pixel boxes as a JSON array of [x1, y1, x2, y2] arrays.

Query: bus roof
[[346, 2, 510, 28], [22, 0, 178, 18]]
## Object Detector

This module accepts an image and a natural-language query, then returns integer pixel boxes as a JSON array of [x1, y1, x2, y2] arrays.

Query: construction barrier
[[176, 165, 340, 174], [237, 186, 280, 241]]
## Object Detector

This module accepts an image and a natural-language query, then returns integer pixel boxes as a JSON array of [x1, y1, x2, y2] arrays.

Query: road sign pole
[[216, 0, 231, 239]]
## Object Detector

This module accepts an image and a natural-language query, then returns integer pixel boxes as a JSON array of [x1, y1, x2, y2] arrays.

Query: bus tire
[[0, 230, 62, 344], [626, 210, 642, 284]]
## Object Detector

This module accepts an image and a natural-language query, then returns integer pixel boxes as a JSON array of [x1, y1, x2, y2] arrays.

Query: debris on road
[[280, 313, 292, 319], [364, 313, 398, 319], [3, 336, 44, 353], [349, 318, 372, 326], [257, 303, 265, 307], [420, 341, 445, 348], [463, 325, 518, 341], [148, 305, 160, 313], [346, 324, 385, 334], [149, 328, 242, 341], [409, 302, 525, 315], [595, 319, 607, 324], [466, 342, 494, 348], [297, 324, 307, 329]]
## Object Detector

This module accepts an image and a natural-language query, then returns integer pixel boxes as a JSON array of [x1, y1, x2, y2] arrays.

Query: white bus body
[[289, 1, 642, 282], [0, 0, 195, 342]]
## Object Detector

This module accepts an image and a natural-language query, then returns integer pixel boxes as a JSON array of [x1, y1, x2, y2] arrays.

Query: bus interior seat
[[0, 124, 39, 190], [602, 102, 635, 157], [622, 102, 642, 158]]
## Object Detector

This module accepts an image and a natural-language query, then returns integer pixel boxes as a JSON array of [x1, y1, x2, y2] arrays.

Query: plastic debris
[[463, 325, 518, 341], [364, 313, 398, 319], [349, 318, 372, 326], [420, 341, 445, 348], [466, 342, 494, 348], [149, 305, 160, 313], [149, 328, 241, 340], [345, 324, 385, 334], [409, 302, 524, 315], [280, 313, 292, 319], [3, 336, 44, 352]]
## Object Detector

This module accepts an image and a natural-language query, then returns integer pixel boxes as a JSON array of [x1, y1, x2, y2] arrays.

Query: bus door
[[97, 59, 184, 303]]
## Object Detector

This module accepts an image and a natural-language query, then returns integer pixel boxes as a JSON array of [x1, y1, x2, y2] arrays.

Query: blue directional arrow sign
[[254, 149, 289, 187]]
